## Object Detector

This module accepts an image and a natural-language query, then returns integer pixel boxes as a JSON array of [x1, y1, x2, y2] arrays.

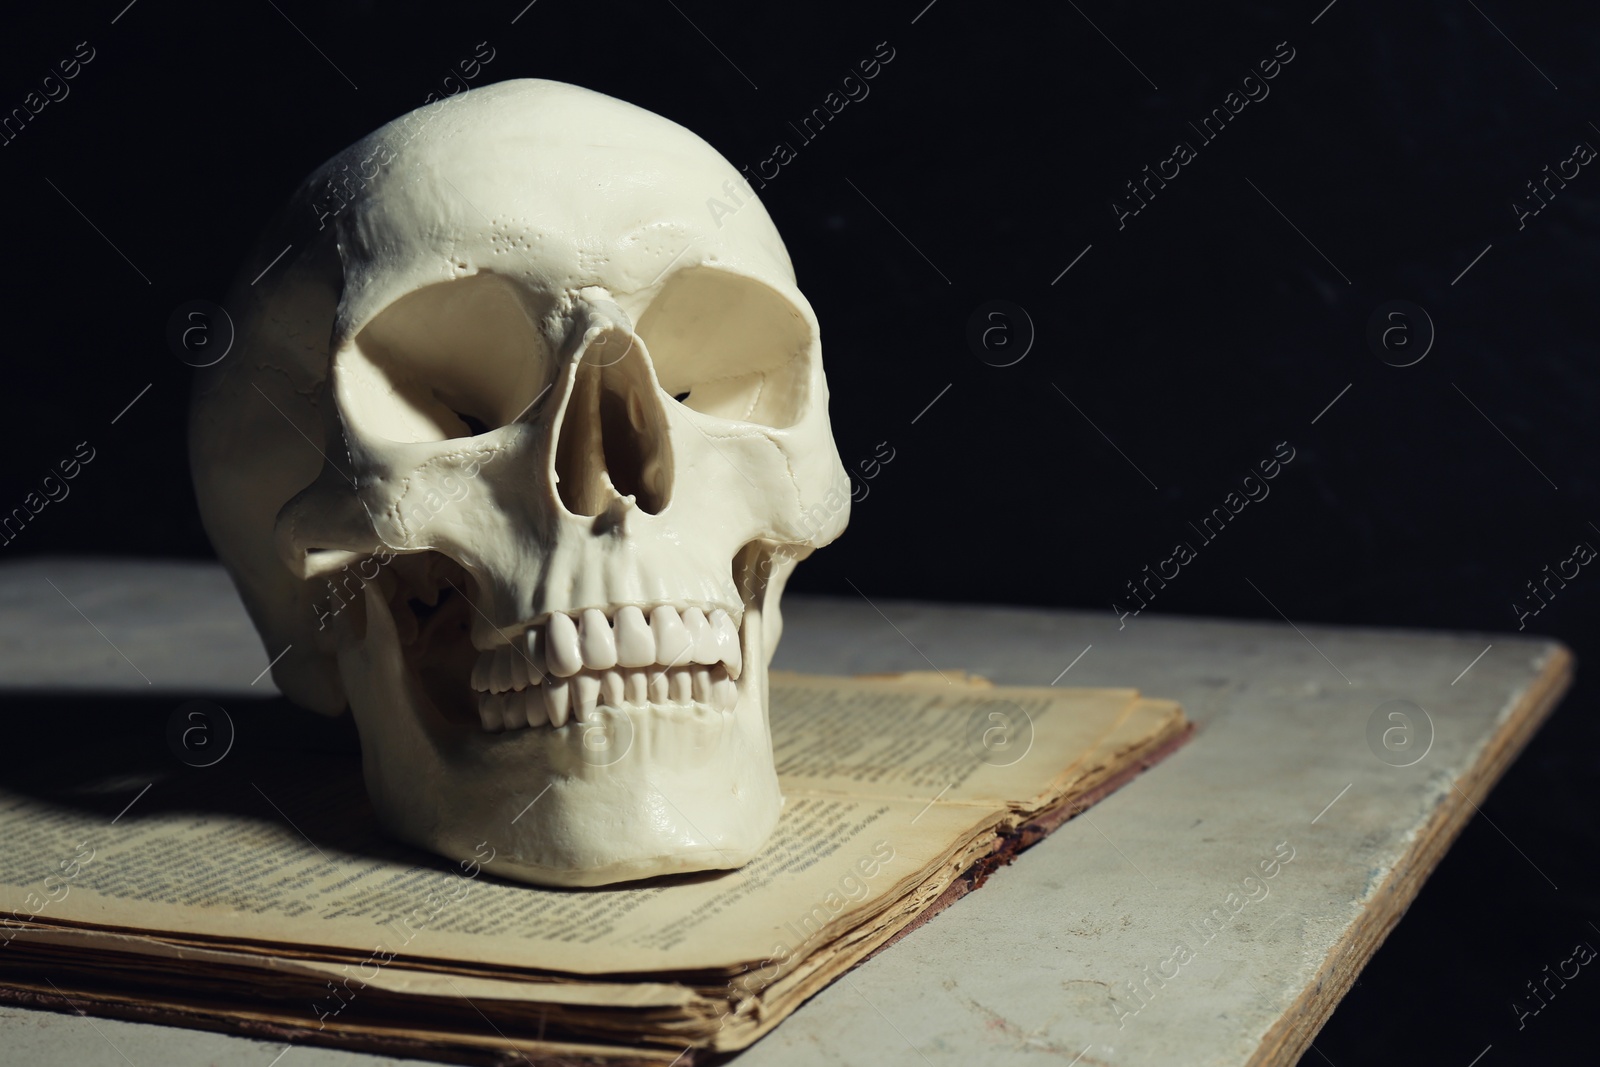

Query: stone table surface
[[0, 558, 1572, 1066]]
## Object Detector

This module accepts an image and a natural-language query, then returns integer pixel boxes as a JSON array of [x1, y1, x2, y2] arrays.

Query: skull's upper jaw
[[332, 544, 786, 888]]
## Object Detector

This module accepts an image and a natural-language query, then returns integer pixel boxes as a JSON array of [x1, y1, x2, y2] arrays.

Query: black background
[[2, 1, 1597, 1062]]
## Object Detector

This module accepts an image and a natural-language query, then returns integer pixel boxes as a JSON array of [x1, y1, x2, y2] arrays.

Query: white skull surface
[[190, 80, 850, 886]]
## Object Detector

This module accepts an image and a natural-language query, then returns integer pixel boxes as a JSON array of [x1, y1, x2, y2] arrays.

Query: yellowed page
[[769, 672, 1142, 806], [0, 789, 992, 976], [0, 679, 1166, 983]]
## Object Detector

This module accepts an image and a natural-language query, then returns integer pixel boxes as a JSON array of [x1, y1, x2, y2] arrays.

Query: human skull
[[190, 80, 849, 886]]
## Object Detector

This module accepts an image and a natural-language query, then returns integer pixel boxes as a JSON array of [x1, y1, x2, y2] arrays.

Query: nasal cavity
[[553, 326, 673, 517]]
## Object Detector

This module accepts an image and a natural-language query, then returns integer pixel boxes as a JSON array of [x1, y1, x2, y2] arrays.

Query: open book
[[0, 671, 1188, 1064]]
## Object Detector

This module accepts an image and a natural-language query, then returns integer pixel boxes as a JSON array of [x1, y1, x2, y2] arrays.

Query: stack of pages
[[0, 671, 1188, 1064]]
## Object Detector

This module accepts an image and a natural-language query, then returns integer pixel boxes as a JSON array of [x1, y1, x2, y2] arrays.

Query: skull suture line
[[190, 80, 850, 887]]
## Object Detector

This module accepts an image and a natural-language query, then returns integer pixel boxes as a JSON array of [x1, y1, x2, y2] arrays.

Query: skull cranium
[[190, 80, 850, 886]]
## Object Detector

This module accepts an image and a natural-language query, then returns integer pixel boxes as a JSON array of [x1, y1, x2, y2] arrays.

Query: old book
[[0, 671, 1189, 1064]]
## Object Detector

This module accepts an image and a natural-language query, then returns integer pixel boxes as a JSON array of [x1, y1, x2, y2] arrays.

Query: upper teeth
[[469, 605, 742, 732], [473, 605, 741, 689]]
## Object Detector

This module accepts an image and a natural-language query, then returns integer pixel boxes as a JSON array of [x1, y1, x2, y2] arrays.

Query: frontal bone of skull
[[552, 293, 674, 521]]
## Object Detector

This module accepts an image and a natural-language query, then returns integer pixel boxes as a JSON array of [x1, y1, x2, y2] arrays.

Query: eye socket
[[336, 274, 552, 443], [638, 267, 813, 428]]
